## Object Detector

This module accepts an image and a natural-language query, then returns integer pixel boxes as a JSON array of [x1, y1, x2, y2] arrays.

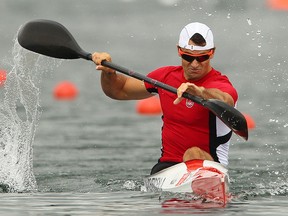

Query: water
[[1, 0, 288, 215]]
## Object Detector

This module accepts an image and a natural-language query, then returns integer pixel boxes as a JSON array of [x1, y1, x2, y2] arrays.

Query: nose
[[191, 59, 200, 67]]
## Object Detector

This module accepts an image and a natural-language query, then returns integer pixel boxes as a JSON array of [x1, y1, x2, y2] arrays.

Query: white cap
[[178, 22, 214, 51]]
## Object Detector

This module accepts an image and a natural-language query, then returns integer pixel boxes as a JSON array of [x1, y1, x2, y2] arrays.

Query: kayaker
[[92, 22, 238, 175]]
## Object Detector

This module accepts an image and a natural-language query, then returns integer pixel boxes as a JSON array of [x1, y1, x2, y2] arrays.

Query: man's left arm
[[173, 82, 235, 106]]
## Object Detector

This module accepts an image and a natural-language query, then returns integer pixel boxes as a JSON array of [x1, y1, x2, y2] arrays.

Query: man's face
[[178, 47, 214, 81]]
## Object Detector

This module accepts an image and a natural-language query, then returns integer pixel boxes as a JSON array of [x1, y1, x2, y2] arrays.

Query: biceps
[[122, 77, 151, 100]]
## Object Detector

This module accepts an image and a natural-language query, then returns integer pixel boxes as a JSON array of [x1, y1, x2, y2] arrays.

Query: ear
[[210, 48, 216, 59], [176, 45, 181, 57]]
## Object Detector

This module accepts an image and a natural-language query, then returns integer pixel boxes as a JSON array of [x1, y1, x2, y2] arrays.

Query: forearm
[[101, 71, 127, 100], [200, 87, 235, 106], [93, 52, 131, 100], [174, 83, 235, 106], [93, 52, 171, 101]]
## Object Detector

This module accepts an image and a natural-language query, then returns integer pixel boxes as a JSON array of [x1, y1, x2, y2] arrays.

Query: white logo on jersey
[[186, 99, 194, 108]]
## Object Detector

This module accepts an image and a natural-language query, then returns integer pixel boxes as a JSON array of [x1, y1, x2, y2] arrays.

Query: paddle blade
[[204, 99, 248, 140], [17, 19, 91, 60]]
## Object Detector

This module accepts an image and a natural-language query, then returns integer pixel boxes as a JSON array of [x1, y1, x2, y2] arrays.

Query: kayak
[[144, 159, 230, 205]]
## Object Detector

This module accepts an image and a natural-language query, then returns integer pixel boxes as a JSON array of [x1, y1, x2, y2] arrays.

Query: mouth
[[188, 68, 202, 73]]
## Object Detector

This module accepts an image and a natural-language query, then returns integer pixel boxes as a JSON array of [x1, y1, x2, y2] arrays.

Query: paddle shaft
[[100, 60, 204, 105], [86, 53, 205, 105]]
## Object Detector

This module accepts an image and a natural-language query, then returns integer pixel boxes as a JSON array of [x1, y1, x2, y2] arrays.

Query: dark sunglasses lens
[[181, 54, 209, 63], [196, 55, 209, 62], [181, 54, 194, 62]]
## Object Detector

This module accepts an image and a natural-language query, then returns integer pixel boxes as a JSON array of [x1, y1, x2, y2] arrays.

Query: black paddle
[[17, 19, 248, 140]]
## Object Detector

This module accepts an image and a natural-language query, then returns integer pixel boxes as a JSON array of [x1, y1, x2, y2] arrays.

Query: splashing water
[[0, 38, 60, 192]]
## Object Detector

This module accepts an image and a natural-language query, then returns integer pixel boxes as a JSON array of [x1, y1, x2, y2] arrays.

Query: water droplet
[[247, 18, 252, 26]]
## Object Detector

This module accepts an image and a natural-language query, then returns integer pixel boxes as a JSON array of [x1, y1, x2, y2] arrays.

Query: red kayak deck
[[144, 159, 230, 206]]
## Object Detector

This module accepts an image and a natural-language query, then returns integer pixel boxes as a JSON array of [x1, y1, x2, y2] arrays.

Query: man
[[92, 22, 238, 175]]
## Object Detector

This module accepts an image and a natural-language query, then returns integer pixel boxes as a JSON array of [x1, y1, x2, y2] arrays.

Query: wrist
[[199, 86, 205, 98]]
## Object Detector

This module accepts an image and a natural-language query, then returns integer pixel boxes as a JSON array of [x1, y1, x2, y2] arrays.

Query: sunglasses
[[178, 48, 213, 63]]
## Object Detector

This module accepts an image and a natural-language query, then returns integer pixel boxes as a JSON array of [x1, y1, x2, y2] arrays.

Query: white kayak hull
[[144, 159, 229, 204]]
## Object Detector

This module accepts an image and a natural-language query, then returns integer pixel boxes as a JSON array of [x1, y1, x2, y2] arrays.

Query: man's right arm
[[92, 52, 151, 100]]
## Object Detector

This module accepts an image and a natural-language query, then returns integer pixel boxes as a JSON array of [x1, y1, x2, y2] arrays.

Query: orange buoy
[[53, 81, 78, 100], [0, 69, 7, 87], [267, 0, 288, 10], [243, 113, 256, 130], [136, 96, 162, 115]]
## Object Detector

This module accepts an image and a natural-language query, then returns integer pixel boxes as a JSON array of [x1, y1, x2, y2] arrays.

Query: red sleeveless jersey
[[144, 66, 238, 164]]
